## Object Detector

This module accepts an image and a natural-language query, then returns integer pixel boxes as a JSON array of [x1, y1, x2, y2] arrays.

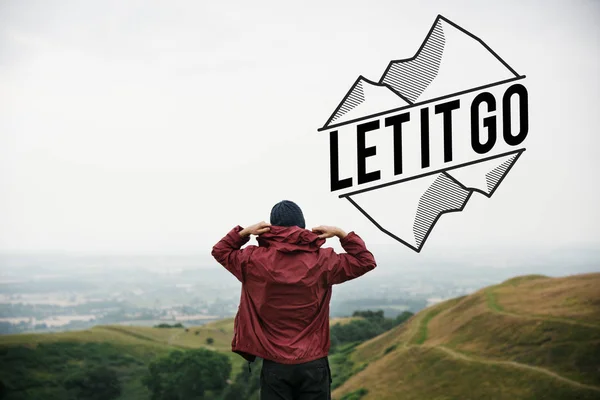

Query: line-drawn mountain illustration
[[319, 15, 528, 252], [379, 18, 446, 103], [380, 15, 519, 103], [445, 151, 522, 196], [343, 150, 523, 252], [323, 76, 410, 129]]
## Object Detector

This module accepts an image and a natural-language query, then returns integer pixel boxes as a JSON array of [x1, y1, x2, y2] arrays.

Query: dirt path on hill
[[99, 326, 190, 349], [99, 326, 158, 343], [493, 308, 600, 329], [485, 289, 600, 329], [402, 313, 423, 347], [433, 345, 600, 393], [398, 302, 600, 393], [391, 291, 600, 393]]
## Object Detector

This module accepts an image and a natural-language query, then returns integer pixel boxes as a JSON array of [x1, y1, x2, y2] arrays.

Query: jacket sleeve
[[325, 231, 377, 285], [211, 226, 255, 283]]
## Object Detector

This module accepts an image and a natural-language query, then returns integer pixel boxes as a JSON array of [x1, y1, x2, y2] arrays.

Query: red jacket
[[211, 225, 376, 364]]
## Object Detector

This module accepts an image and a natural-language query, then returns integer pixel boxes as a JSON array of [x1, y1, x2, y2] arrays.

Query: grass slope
[[333, 273, 600, 400], [0, 315, 361, 399], [0, 317, 243, 399]]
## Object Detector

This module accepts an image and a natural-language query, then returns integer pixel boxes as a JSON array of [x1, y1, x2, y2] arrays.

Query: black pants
[[260, 357, 332, 400]]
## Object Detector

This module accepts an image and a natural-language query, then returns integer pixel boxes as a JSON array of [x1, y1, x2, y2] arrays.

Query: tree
[[394, 311, 413, 326], [352, 310, 384, 323], [330, 332, 341, 351], [221, 358, 262, 400], [331, 319, 384, 343], [331, 310, 415, 346], [63, 365, 121, 400], [206, 337, 214, 345], [154, 323, 185, 329], [143, 348, 231, 400], [221, 383, 246, 400]]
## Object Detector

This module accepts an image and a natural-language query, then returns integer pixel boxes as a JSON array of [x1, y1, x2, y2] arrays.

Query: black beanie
[[270, 200, 306, 229]]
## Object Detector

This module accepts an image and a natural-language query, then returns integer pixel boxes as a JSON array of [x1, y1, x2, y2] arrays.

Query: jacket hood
[[257, 225, 325, 253]]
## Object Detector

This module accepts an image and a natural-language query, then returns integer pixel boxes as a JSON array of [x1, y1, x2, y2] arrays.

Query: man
[[211, 200, 376, 399]]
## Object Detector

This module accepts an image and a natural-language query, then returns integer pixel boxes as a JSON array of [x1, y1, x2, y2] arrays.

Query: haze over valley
[[2, 246, 597, 335]]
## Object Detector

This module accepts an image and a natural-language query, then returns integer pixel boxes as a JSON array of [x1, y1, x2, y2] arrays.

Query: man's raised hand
[[239, 221, 271, 237], [311, 225, 347, 240]]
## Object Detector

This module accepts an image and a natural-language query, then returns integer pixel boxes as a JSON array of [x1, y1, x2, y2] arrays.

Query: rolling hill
[[0, 318, 241, 399], [0, 316, 362, 399], [333, 273, 600, 400], [2, 274, 599, 399]]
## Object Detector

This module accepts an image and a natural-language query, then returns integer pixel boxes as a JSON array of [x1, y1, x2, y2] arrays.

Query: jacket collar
[[257, 226, 325, 253]]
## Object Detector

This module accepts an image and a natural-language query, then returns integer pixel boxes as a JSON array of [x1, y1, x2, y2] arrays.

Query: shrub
[[63, 365, 121, 400], [332, 310, 414, 347], [340, 388, 368, 400], [142, 348, 231, 399], [384, 344, 398, 355], [154, 323, 185, 329]]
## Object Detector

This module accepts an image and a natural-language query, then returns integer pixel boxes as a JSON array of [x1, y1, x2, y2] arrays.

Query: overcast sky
[[1, 0, 599, 258]]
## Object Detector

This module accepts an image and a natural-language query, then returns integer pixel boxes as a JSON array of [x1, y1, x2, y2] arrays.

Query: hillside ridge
[[433, 345, 600, 392], [334, 272, 600, 399]]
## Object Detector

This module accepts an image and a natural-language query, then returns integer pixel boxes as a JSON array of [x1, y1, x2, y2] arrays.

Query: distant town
[[1, 249, 598, 335]]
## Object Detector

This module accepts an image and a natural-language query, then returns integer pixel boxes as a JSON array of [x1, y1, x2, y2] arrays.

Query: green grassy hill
[[0, 315, 362, 399], [333, 273, 600, 400], [0, 319, 243, 400], [3, 274, 598, 400]]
